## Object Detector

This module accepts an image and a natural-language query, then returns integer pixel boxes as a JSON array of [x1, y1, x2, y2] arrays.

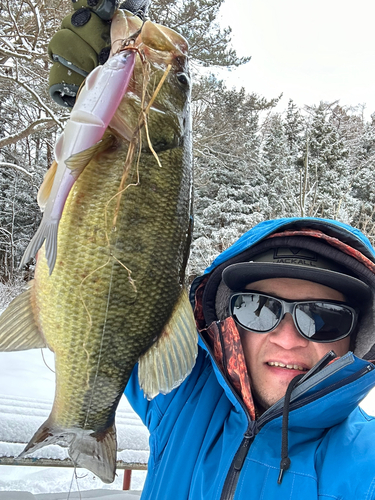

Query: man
[[48, 4, 375, 498], [124, 217, 375, 499]]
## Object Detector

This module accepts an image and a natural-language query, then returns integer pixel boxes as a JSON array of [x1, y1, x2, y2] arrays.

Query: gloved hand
[[48, 0, 150, 107]]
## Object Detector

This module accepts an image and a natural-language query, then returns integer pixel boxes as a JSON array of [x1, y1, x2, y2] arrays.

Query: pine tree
[[260, 113, 300, 219], [150, 0, 250, 67], [187, 77, 279, 280], [305, 103, 350, 220]]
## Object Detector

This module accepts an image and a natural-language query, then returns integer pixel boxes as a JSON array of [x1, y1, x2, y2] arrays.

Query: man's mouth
[[267, 361, 308, 372]]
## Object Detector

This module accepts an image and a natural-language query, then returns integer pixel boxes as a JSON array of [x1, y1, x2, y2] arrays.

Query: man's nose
[[269, 313, 309, 349]]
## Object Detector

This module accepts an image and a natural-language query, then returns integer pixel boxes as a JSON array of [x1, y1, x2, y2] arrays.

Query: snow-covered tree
[[0, 0, 247, 283], [187, 77, 279, 280], [0, 0, 68, 282]]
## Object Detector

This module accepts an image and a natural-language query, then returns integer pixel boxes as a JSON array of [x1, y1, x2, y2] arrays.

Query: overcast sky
[[218, 0, 375, 118]]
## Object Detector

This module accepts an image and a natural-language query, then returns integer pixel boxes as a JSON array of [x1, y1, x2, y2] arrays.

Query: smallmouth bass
[[0, 10, 197, 483]]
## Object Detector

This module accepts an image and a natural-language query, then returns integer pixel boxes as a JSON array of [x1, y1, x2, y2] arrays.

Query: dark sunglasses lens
[[231, 294, 282, 332], [295, 302, 354, 341]]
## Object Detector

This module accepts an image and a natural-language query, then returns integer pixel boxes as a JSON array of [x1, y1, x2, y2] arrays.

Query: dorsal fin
[[0, 282, 48, 352]]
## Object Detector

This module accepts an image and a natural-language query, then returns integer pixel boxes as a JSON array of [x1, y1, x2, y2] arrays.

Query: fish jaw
[[109, 17, 191, 150], [140, 20, 189, 62]]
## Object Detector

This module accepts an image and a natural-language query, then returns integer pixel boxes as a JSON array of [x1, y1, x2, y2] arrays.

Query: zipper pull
[[233, 429, 256, 471], [233, 439, 250, 471]]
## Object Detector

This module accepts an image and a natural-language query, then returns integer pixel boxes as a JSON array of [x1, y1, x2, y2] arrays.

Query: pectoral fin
[[138, 289, 198, 400], [0, 282, 47, 352], [37, 161, 58, 210], [65, 134, 115, 179]]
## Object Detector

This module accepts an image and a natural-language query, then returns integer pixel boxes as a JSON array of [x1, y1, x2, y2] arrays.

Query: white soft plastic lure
[[20, 50, 136, 274]]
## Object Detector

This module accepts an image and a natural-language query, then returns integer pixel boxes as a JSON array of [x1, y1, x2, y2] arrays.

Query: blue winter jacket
[[125, 217, 375, 499]]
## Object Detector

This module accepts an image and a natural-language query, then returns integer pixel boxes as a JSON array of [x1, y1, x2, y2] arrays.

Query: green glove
[[48, 0, 150, 107]]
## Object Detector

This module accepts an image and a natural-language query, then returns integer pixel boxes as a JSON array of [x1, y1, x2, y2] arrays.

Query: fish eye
[[177, 73, 189, 85]]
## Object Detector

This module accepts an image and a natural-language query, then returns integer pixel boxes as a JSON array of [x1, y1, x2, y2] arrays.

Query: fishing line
[[79, 32, 172, 447], [111, 59, 170, 227], [74, 468, 83, 500], [79, 257, 111, 388], [80, 59, 149, 427], [66, 468, 75, 500], [66, 467, 83, 500], [82, 235, 118, 430], [40, 348, 55, 373], [110, 58, 151, 229]]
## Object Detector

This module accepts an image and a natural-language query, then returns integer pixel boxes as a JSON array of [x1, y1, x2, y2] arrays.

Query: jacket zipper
[[220, 426, 258, 500], [215, 320, 257, 500], [219, 362, 373, 500]]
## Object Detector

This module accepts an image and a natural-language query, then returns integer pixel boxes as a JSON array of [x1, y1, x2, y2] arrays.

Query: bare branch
[[0, 162, 33, 178], [0, 118, 56, 148], [0, 45, 33, 60], [0, 73, 63, 128], [25, 0, 41, 50]]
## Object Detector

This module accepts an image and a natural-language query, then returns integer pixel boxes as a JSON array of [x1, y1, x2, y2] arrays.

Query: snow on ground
[[0, 348, 148, 499], [0, 490, 142, 499]]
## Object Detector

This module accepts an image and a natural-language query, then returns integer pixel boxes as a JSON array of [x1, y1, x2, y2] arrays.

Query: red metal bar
[[123, 469, 132, 490]]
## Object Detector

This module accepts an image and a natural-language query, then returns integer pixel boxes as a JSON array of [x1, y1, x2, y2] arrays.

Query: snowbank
[[0, 489, 141, 499], [0, 349, 148, 495]]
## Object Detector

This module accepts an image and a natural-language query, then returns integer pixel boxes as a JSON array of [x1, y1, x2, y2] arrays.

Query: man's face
[[238, 278, 351, 413]]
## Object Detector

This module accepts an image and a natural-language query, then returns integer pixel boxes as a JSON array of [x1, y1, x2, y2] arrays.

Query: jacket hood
[[205, 218, 375, 273], [191, 217, 375, 360]]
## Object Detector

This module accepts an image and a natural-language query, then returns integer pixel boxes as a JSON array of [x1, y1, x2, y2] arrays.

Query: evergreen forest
[[1, 0, 375, 292]]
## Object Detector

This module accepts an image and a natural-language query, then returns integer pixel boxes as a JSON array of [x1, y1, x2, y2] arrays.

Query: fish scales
[[34, 139, 192, 432], [0, 12, 197, 482]]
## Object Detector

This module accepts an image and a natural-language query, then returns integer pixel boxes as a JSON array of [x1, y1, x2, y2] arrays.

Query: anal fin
[[0, 282, 47, 352], [138, 289, 198, 400]]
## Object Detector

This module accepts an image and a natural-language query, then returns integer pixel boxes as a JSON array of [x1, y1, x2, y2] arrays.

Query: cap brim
[[222, 262, 372, 304]]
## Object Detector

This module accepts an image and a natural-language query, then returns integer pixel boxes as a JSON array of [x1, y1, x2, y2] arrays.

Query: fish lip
[[266, 360, 310, 371]]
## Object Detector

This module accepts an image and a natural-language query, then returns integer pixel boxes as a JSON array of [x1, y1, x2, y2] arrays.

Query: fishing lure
[[20, 50, 136, 274]]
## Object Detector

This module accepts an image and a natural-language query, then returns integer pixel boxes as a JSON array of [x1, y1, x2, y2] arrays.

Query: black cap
[[222, 246, 372, 304]]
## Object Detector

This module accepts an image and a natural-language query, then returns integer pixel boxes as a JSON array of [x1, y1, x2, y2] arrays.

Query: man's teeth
[[267, 361, 307, 371]]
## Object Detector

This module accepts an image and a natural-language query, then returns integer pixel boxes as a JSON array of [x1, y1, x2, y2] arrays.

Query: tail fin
[[20, 218, 58, 275], [19, 418, 117, 483], [70, 425, 117, 484]]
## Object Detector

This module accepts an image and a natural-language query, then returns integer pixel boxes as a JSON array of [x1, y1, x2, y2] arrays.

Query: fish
[[19, 49, 136, 275], [0, 9, 197, 483]]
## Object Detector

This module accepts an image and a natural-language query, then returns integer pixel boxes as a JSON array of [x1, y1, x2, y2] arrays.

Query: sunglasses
[[229, 292, 358, 343]]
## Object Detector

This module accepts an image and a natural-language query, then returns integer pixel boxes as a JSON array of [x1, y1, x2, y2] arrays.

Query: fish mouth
[[110, 10, 188, 63], [108, 11, 189, 146]]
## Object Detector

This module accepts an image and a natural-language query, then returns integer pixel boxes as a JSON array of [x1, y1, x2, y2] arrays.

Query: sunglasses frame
[[229, 291, 359, 343]]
